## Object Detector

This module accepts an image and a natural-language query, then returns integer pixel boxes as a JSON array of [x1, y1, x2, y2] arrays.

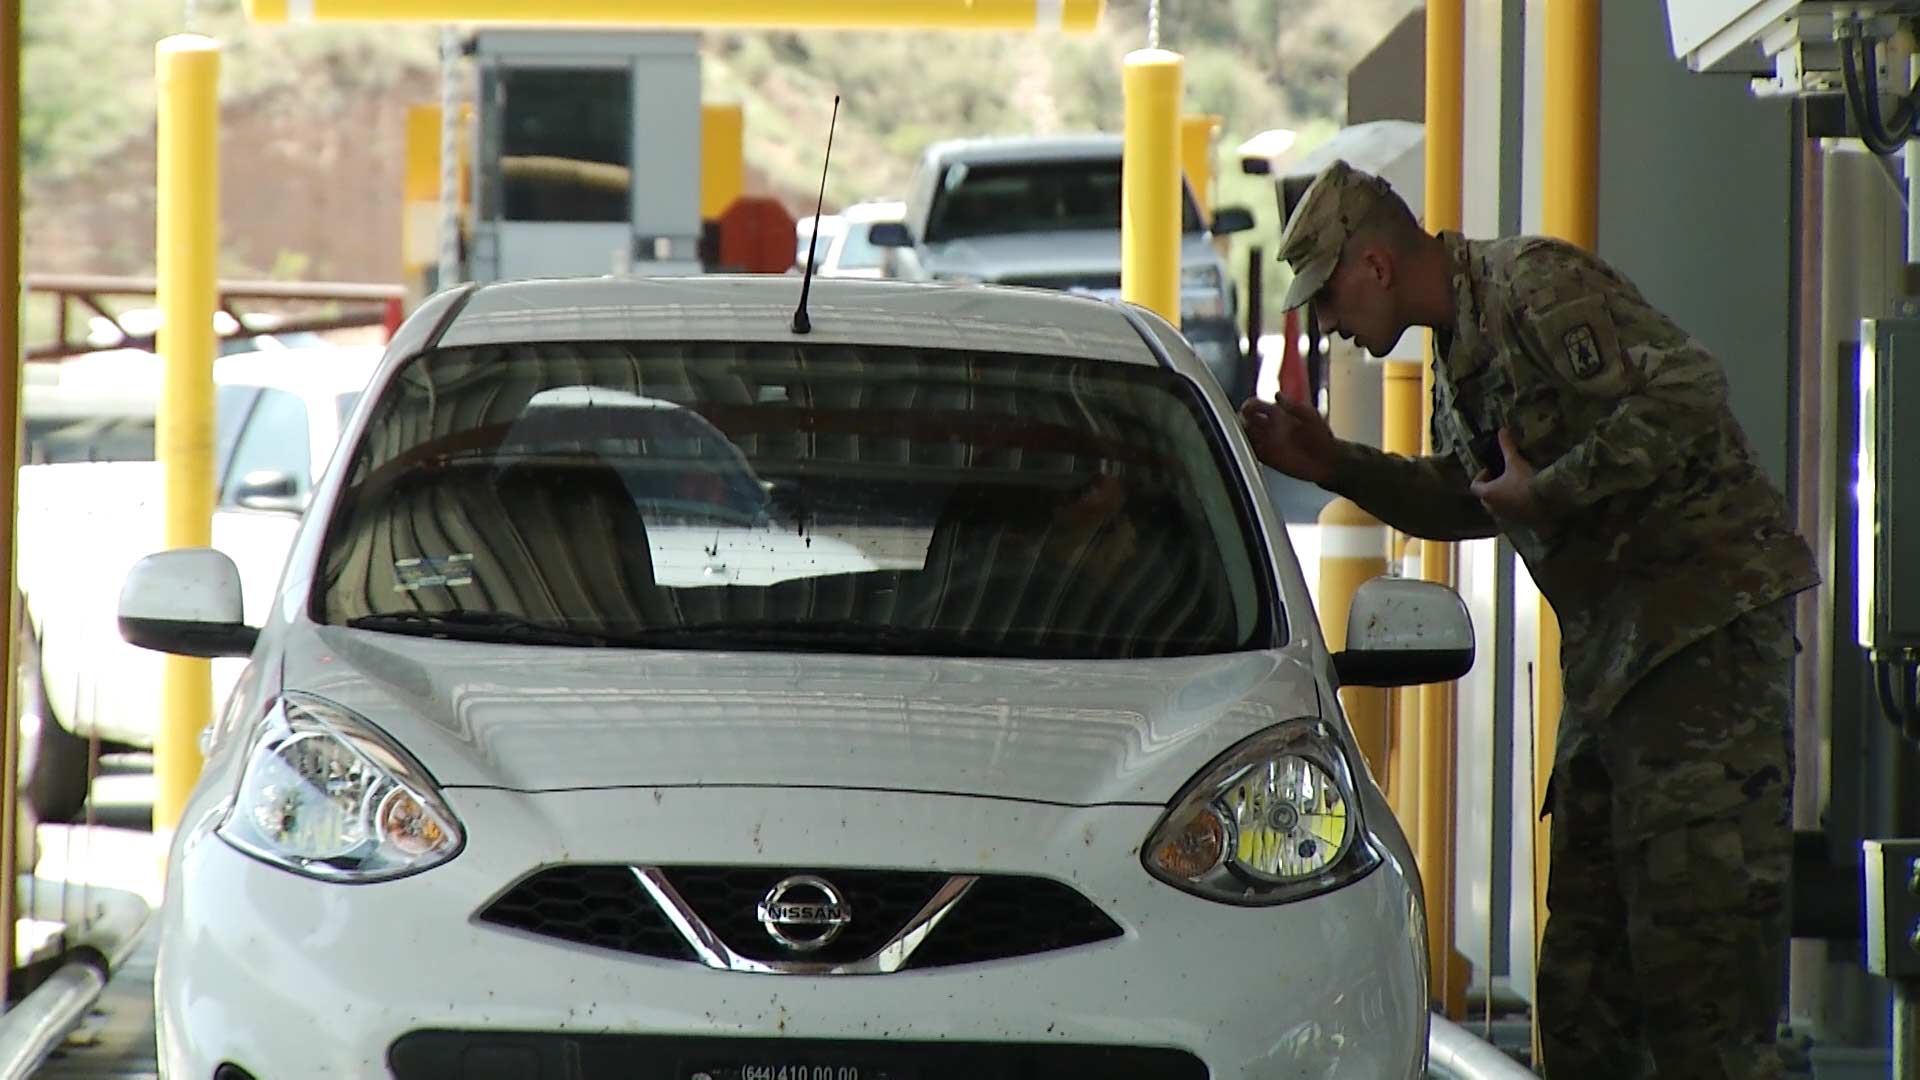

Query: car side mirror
[[232, 468, 307, 514], [1332, 576, 1474, 687], [868, 221, 913, 248], [1210, 206, 1255, 235], [118, 548, 259, 659]]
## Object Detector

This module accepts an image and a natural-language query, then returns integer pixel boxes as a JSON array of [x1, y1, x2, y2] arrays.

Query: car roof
[[919, 134, 1124, 167], [430, 275, 1158, 366], [838, 199, 905, 224]]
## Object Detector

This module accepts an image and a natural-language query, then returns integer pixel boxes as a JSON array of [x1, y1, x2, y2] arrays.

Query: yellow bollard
[[1316, 498, 1390, 780], [1535, 0, 1597, 1059], [245, 0, 1105, 31], [402, 104, 440, 288], [1179, 113, 1220, 219], [701, 103, 745, 222], [155, 34, 221, 837], [1419, 0, 1470, 1020], [1381, 359, 1424, 828], [1120, 49, 1182, 327]]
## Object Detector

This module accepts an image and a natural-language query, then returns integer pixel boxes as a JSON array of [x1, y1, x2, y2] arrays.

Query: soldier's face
[[1312, 248, 1402, 358]]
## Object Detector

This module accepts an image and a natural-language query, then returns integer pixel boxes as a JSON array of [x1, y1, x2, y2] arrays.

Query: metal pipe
[[1908, 54, 1918, 275], [1535, 0, 1601, 1063], [1428, 1013, 1539, 1079], [0, 878, 149, 1080], [154, 34, 221, 835], [1421, 0, 1467, 1020], [0, 0, 22, 1008], [1121, 48, 1182, 327], [437, 27, 462, 292], [245, 0, 1106, 31]]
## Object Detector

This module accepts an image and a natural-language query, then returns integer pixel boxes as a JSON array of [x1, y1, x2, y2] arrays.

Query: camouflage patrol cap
[[1275, 160, 1397, 312]]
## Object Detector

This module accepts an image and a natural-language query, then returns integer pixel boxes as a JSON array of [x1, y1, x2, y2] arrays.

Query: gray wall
[[1597, 0, 1794, 484]]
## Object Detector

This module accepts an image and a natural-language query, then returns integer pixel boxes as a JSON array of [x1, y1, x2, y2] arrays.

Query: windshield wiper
[[346, 610, 611, 647]]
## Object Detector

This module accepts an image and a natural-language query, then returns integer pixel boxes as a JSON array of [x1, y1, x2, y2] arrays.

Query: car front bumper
[[158, 786, 1429, 1079]]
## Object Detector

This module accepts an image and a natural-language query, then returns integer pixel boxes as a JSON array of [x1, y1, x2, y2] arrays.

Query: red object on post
[[1278, 308, 1310, 406], [382, 297, 404, 341], [717, 196, 800, 274]]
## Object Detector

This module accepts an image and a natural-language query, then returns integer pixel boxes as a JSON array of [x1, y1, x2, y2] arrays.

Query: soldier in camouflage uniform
[[1240, 160, 1819, 1078]]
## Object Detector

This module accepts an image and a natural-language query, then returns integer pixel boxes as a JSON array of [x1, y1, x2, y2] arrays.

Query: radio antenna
[[792, 95, 841, 335]]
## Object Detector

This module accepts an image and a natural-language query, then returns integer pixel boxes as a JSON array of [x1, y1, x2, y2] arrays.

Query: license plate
[[686, 1066, 909, 1080]]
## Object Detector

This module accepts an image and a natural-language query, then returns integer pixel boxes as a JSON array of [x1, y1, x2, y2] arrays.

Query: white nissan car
[[123, 276, 1472, 1079]]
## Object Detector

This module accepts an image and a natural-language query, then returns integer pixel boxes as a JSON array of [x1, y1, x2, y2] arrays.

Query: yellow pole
[[1535, 0, 1597, 1061], [1390, 534, 1423, 827], [246, 0, 1105, 30], [1121, 49, 1182, 327], [1318, 499, 1390, 779], [402, 104, 441, 290], [701, 102, 745, 221], [155, 34, 221, 836], [1420, 0, 1468, 1019], [1382, 363, 1424, 826], [0, 0, 22, 1001], [1179, 113, 1220, 218]]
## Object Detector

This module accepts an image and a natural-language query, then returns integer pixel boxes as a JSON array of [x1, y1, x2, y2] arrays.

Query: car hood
[[921, 230, 1216, 285], [285, 624, 1327, 806]]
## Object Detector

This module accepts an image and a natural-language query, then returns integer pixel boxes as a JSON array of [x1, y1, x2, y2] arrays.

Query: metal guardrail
[[0, 876, 150, 1079], [22, 273, 406, 360], [1429, 1014, 1538, 1079]]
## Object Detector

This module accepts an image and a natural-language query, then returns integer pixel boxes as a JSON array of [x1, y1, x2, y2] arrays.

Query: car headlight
[[217, 692, 464, 883], [1143, 719, 1381, 905]]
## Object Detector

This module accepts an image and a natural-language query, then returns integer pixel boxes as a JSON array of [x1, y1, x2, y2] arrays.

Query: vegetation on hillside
[[22, 0, 1420, 330]]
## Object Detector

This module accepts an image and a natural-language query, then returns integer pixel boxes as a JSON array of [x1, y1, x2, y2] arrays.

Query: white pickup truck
[[17, 345, 380, 820]]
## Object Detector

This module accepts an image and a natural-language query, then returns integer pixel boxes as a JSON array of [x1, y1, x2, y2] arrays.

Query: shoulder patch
[[1563, 324, 1603, 379]]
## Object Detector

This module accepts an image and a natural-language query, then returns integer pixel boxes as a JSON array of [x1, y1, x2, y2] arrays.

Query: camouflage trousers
[[1535, 599, 1795, 1079]]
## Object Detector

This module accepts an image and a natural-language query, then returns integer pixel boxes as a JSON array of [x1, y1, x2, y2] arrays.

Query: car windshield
[[832, 221, 889, 271], [925, 158, 1202, 243], [316, 341, 1276, 659]]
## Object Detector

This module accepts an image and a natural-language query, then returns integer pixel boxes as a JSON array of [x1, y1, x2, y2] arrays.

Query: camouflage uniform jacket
[[1326, 231, 1819, 775]]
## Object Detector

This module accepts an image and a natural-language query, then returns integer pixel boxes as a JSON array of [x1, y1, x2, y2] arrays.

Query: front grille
[[389, 1032, 1210, 1080], [479, 865, 695, 962], [901, 875, 1121, 970], [478, 866, 1123, 972], [666, 867, 946, 965]]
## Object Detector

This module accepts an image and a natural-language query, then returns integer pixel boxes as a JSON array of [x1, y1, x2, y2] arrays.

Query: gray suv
[[871, 134, 1255, 392]]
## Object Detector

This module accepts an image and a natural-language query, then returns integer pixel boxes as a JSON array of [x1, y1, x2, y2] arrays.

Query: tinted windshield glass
[[316, 342, 1275, 659], [925, 159, 1201, 243]]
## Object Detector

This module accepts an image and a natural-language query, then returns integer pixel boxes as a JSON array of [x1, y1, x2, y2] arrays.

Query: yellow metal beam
[[1121, 49, 1182, 327], [1317, 499, 1390, 779], [701, 102, 745, 221], [1420, 0, 1468, 1020], [246, 0, 1103, 31], [0, 0, 23, 1001], [1535, 0, 1597, 1061], [1179, 113, 1220, 218], [155, 34, 221, 836]]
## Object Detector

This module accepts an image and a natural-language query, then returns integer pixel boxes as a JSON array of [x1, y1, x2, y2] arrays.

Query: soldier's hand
[[1239, 396, 1337, 485], [1467, 428, 1543, 525]]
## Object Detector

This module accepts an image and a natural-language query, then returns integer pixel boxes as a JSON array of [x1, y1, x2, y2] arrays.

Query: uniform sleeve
[[1511, 251, 1728, 514], [1324, 440, 1500, 541]]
